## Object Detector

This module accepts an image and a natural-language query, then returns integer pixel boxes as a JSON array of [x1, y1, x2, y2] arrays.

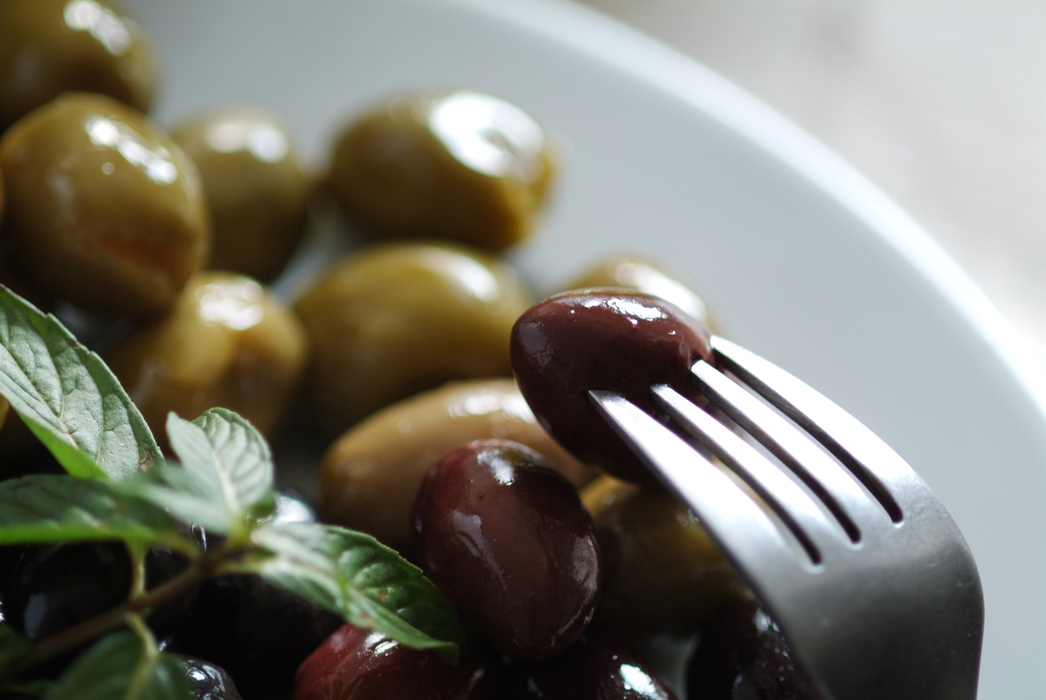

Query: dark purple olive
[[687, 600, 821, 700], [412, 439, 601, 660], [511, 290, 714, 485], [503, 635, 679, 700], [3, 531, 200, 644], [180, 656, 243, 700], [293, 623, 496, 700], [168, 574, 343, 700]]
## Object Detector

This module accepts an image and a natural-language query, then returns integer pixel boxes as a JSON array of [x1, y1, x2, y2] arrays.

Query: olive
[[172, 109, 309, 282], [326, 90, 556, 251], [561, 253, 719, 331], [503, 634, 680, 700], [168, 574, 343, 700], [181, 656, 243, 700], [687, 601, 820, 700], [511, 290, 714, 485], [581, 476, 747, 639], [3, 535, 199, 645], [319, 378, 596, 554], [106, 271, 307, 446], [295, 242, 533, 438], [293, 623, 497, 700], [0, 93, 209, 316], [0, 0, 157, 132], [413, 439, 601, 660]]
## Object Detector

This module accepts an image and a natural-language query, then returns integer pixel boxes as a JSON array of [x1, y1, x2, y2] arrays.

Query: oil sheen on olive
[[0, 0, 157, 132], [295, 242, 533, 438], [169, 574, 343, 700], [106, 271, 307, 445], [412, 439, 602, 660], [687, 601, 821, 700], [181, 656, 243, 700], [172, 109, 309, 282], [511, 290, 714, 485], [326, 90, 555, 252], [503, 635, 679, 700], [0, 93, 209, 315], [318, 378, 595, 555], [3, 535, 199, 644], [293, 624, 496, 700]]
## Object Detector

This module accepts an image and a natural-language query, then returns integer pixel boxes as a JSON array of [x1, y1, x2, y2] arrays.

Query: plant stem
[[7, 545, 232, 677]]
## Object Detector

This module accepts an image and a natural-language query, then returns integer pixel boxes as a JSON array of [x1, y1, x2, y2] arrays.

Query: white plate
[[124, 0, 1046, 695]]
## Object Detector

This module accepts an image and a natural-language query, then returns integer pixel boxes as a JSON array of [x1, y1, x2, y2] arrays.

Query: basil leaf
[[0, 288, 159, 481], [122, 411, 275, 535], [250, 523, 464, 664], [44, 631, 190, 700], [0, 623, 31, 676], [0, 475, 192, 552]]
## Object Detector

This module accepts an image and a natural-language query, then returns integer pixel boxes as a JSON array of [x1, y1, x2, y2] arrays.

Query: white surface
[[125, 0, 1046, 695]]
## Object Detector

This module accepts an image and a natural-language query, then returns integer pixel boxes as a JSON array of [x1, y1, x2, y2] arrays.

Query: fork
[[588, 335, 983, 700]]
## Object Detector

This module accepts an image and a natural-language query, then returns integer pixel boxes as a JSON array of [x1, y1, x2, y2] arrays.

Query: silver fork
[[588, 336, 983, 700]]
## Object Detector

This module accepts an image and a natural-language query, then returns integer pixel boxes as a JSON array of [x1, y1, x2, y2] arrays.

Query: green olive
[[581, 475, 748, 638], [295, 242, 534, 439], [0, 0, 157, 132], [0, 93, 210, 316], [562, 252, 721, 332], [106, 271, 307, 446], [319, 378, 597, 553], [172, 109, 309, 282], [326, 90, 556, 251]]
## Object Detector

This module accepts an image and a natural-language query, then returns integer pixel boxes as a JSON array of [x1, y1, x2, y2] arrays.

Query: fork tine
[[691, 359, 888, 541], [587, 389, 811, 582], [712, 336, 910, 522], [651, 384, 847, 558]]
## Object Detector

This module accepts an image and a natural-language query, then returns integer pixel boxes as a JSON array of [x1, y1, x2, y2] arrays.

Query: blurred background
[[580, 0, 1046, 362]]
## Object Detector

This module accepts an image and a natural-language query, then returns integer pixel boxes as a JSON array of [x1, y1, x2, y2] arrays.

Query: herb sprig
[[0, 287, 464, 698]]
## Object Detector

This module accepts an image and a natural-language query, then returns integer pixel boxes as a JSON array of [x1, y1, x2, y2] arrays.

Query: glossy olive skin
[[294, 624, 497, 700], [0, 94, 209, 315], [503, 635, 679, 700], [511, 290, 714, 485], [327, 90, 555, 251], [413, 440, 601, 659], [319, 378, 596, 554], [3, 536, 199, 644], [561, 253, 719, 332], [107, 271, 307, 445], [169, 574, 344, 700], [181, 656, 243, 700], [0, 0, 157, 132], [581, 476, 747, 638], [295, 243, 533, 438], [687, 601, 821, 700], [172, 109, 309, 282]]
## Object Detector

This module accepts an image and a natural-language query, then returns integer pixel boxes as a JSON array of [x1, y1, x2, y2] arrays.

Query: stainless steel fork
[[588, 336, 983, 700]]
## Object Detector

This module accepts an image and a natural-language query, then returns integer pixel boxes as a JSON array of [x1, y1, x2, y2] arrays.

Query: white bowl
[[125, 0, 1046, 695]]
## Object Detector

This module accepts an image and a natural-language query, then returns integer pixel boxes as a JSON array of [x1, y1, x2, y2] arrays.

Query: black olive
[[168, 574, 343, 700], [180, 655, 243, 700]]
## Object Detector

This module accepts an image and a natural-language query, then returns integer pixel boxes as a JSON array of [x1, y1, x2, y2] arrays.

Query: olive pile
[[0, 2, 819, 699]]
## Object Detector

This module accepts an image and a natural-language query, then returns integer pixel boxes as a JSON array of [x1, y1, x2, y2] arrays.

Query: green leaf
[[248, 523, 464, 665], [121, 410, 275, 535], [0, 623, 31, 676], [43, 631, 190, 700], [0, 287, 160, 481], [0, 475, 193, 553]]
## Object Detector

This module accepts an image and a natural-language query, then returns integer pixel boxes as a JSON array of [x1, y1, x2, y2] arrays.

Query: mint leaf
[[0, 288, 160, 481], [0, 624, 31, 676], [121, 410, 275, 535], [0, 475, 193, 552], [249, 523, 464, 664], [43, 631, 190, 700]]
